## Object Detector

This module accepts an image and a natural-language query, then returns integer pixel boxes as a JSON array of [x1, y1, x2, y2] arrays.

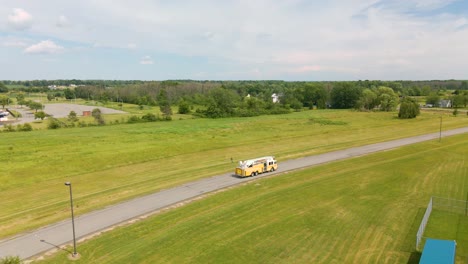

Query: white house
[[271, 93, 280, 103], [439, 100, 452, 108]]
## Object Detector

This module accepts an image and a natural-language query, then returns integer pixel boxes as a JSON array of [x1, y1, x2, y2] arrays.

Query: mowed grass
[[38, 133, 468, 264], [0, 109, 466, 239]]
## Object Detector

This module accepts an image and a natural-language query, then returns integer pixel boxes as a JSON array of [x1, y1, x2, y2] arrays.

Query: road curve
[[0, 127, 467, 260]]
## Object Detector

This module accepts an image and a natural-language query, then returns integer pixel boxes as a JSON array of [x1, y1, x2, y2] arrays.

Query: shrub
[[0, 255, 22, 264], [141, 113, 158, 122], [398, 98, 420, 119], [34, 111, 47, 120], [17, 123, 32, 131], [48, 118, 62, 129], [68, 111, 79, 122], [178, 100, 191, 114], [127, 115, 141, 123], [3, 125, 15, 132]]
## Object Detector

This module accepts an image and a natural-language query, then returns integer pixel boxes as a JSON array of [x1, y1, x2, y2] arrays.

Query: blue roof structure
[[419, 239, 456, 264]]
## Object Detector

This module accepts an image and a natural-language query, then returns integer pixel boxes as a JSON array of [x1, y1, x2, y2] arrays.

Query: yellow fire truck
[[235, 156, 278, 177]]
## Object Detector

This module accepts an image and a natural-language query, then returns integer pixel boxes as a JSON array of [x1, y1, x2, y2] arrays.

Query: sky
[[1, 0, 468, 81]]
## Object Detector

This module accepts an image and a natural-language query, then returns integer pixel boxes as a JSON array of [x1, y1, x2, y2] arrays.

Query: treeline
[[2, 80, 467, 119], [68, 80, 466, 118]]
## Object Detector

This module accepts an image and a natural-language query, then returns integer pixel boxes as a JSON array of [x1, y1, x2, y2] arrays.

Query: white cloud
[[56, 15, 70, 28], [7, 8, 33, 30], [3, 1, 468, 80], [24, 40, 64, 54], [140, 55, 153, 65]]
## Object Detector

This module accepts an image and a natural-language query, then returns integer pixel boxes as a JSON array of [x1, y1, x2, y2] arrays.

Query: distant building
[[48, 85, 57, 90], [439, 100, 452, 108], [272, 93, 280, 103]]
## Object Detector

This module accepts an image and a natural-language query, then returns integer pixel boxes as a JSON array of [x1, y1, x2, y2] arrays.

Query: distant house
[[271, 93, 280, 103], [48, 85, 57, 90], [439, 100, 452, 108]]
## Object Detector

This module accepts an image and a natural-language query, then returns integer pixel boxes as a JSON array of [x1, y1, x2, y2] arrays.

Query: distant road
[[0, 127, 467, 260]]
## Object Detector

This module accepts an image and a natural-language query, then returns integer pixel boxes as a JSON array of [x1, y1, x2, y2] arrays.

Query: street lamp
[[64, 182, 77, 257]]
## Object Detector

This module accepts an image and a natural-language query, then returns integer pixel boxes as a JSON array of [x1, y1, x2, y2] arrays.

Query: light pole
[[64, 182, 77, 257]]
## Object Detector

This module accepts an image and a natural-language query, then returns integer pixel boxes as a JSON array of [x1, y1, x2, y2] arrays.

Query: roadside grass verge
[[38, 134, 468, 263], [0, 109, 466, 238]]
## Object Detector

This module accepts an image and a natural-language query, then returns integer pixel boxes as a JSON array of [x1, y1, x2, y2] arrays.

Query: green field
[[37, 133, 468, 263], [0, 110, 466, 240]]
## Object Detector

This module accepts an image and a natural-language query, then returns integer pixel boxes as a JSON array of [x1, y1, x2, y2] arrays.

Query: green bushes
[[0, 256, 21, 264], [2, 123, 33, 132], [398, 97, 420, 119]]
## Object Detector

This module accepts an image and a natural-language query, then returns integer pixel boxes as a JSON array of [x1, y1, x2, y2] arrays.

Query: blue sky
[[1, 0, 468, 81]]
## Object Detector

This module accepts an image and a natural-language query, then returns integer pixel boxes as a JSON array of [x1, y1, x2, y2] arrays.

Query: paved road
[[0, 127, 467, 260]]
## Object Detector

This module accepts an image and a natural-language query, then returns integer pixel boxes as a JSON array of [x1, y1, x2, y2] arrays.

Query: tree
[[421, 85, 432, 96], [178, 99, 190, 114], [158, 88, 172, 120], [0, 82, 8, 93], [355, 89, 377, 111], [47, 93, 54, 101], [28, 102, 43, 112], [330, 82, 362, 109], [452, 94, 466, 108], [92, 108, 105, 125], [63, 88, 75, 100], [460, 81, 468, 90], [68, 111, 78, 122], [0, 95, 9, 109], [375, 87, 399, 111], [425, 93, 440, 106], [16, 93, 26, 107], [301, 83, 328, 109], [34, 111, 46, 120], [398, 97, 420, 119], [204, 88, 240, 118]]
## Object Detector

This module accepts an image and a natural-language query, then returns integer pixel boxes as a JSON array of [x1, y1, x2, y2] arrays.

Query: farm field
[[38, 133, 468, 263], [0, 110, 466, 239]]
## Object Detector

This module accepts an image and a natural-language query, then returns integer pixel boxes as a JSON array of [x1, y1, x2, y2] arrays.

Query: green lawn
[[38, 133, 468, 264], [0, 109, 466, 239]]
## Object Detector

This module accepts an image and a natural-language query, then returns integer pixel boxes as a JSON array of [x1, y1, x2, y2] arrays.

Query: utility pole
[[64, 182, 77, 257]]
